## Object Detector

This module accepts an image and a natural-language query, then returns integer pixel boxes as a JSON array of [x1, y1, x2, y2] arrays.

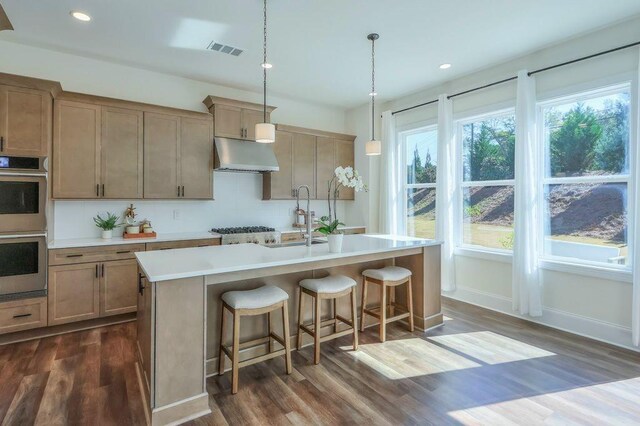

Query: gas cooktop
[[211, 226, 280, 245], [211, 226, 276, 235]]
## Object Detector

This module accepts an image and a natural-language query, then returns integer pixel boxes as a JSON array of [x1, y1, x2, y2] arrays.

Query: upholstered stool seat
[[219, 285, 292, 394], [362, 266, 412, 282], [361, 266, 414, 342], [297, 275, 358, 364], [299, 275, 356, 294], [222, 285, 288, 309]]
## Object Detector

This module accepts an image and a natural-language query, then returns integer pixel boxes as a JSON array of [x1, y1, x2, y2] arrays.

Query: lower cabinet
[[0, 297, 47, 335], [49, 260, 139, 326]]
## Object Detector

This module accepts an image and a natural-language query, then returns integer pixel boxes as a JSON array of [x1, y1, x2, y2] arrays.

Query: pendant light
[[365, 33, 381, 156], [255, 0, 275, 143]]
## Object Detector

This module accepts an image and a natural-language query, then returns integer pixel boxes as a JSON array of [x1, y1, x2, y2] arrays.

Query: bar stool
[[218, 285, 292, 394], [297, 275, 358, 364], [360, 266, 414, 342]]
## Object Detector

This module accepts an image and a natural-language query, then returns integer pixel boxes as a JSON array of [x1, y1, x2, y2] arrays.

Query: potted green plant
[[93, 212, 123, 239], [321, 166, 367, 252]]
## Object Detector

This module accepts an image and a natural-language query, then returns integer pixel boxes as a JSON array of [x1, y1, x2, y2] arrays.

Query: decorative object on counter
[[142, 221, 154, 234], [124, 203, 137, 222], [316, 216, 345, 253], [365, 33, 382, 156], [93, 212, 123, 239], [327, 166, 367, 223], [255, 0, 275, 143]]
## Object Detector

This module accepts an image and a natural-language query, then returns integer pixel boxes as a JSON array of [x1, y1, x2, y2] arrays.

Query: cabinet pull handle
[[177, 186, 181, 197], [101, 264, 105, 277], [0, 136, 3, 152], [116, 250, 130, 254], [66, 254, 83, 258], [181, 186, 185, 197], [96, 184, 100, 197], [138, 273, 144, 295], [95, 264, 99, 278], [101, 184, 105, 197], [13, 313, 32, 319]]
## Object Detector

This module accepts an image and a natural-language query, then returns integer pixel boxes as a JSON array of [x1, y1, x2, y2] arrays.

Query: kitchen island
[[135, 234, 442, 425]]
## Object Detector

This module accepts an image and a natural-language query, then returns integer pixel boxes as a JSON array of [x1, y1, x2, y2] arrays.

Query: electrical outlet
[[173, 209, 181, 220]]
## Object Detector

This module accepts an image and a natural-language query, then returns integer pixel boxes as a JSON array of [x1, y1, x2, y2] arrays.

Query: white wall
[[347, 16, 640, 350], [0, 40, 356, 239]]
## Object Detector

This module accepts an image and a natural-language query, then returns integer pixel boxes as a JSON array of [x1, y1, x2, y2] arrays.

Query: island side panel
[[153, 276, 210, 420], [395, 245, 442, 330]]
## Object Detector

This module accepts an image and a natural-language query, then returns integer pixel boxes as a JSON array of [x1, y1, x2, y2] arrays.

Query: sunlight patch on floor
[[341, 338, 481, 379], [428, 331, 555, 365], [447, 376, 640, 425]]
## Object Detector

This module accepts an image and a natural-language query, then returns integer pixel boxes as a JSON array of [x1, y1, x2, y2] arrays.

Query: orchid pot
[[327, 233, 344, 253]]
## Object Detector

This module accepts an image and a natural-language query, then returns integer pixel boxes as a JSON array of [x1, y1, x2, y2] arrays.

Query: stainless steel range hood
[[214, 137, 279, 173]]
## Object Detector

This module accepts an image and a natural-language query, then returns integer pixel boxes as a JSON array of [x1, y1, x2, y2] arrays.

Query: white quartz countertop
[[136, 234, 442, 282], [278, 225, 366, 234], [48, 231, 222, 249]]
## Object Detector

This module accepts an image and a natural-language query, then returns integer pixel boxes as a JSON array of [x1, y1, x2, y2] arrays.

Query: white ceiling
[[2, 0, 640, 108]]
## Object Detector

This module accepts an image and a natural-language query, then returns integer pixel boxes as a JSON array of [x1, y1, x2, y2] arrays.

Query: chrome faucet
[[296, 185, 313, 247]]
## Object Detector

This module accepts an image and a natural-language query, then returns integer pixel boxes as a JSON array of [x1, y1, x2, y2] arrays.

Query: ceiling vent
[[207, 41, 243, 56]]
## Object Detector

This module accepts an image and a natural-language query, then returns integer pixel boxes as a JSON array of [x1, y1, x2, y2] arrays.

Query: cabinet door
[[180, 117, 213, 199], [335, 139, 355, 200], [213, 104, 242, 139], [316, 137, 336, 200], [48, 263, 100, 326], [265, 130, 294, 199], [100, 259, 138, 317], [242, 109, 268, 141], [144, 112, 180, 199], [292, 133, 316, 198], [101, 107, 143, 198], [137, 272, 152, 392], [52, 100, 101, 199], [0, 85, 51, 157]]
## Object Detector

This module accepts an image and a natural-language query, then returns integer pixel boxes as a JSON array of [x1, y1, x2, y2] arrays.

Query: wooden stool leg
[[406, 277, 414, 332], [379, 283, 387, 342], [360, 279, 368, 332], [267, 311, 272, 353], [350, 288, 358, 351], [231, 310, 241, 394], [314, 294, 321, 365], [282, 301, 292, 374], [297, 289, 304, 350], [333, 298, 338, 334], [218, 304, 227, 375], [389, 286, 395, 316]]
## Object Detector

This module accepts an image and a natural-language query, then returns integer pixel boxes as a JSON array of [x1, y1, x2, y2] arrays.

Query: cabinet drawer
[[49, 244, 146, 266], [0, 297, 47, 335], [145, 239, 221, 251]]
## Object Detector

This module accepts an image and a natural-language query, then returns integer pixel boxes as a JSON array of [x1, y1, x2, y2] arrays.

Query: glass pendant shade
[[365, 139, 381, 156], [255, 122, 275, 143]]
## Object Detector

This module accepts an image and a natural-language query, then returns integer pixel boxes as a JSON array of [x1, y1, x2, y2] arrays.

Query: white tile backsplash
[[53, 172, 349, 240]]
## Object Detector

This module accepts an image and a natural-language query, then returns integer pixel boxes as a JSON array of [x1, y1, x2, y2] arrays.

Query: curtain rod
[[391, 40, 640, 116]]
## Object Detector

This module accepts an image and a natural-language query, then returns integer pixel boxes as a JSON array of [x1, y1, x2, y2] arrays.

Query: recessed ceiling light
[[70, 11, 91, 22], [439, 63, 452, 70], [261, 63, 272, 69]]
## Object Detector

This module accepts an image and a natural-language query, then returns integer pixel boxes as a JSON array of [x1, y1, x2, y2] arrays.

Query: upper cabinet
[[203, 96, 275, 141], [52, 92, 213, 200], [0, 73, 61, 157], [263, 125, 356, 201]]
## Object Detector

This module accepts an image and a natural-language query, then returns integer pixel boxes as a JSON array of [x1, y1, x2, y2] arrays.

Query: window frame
[[537, 82, 633, 271], [398, 123, 438, 239], [455, 108, 516, 254]]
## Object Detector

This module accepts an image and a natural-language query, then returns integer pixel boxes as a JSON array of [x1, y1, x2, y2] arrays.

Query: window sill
[[539, 259, 632, 283], [454, 247, 513, 264]]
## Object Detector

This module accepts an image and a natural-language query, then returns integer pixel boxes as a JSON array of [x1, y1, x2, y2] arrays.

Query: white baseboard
[[445, 285, 638, 353]]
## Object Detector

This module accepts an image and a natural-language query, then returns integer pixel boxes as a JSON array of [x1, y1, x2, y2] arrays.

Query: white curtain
[[436, 95, 456, 292], [632, 50, 640, 346], [512, 70, 543, 317], [378, 110, 402, 235]]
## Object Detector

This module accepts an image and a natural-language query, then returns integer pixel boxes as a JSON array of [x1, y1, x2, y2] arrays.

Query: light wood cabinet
[[52, 100, 101, 199], [144, 112, 213, 199], [101, 259, 138, 317], [335, 139, 355, 200], [316, 137, 336, 200], [203, 96, 275, 141], [293, 132, 316, 198], [48, 263, 101, 326], [101, 107, 144, 198], [0, 85, 51, 157], [137, 273, 153, 392], [0, 297, 47, 335], [145, 238, 220, 251], [263, 130, 294, 199]]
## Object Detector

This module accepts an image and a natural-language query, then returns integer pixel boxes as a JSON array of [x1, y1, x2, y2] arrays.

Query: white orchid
[[327, 165, 368, 223]]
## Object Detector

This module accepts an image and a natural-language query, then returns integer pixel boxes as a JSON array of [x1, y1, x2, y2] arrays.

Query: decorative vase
[[327, 233, 343, 253], [101, 230, 112, 239]]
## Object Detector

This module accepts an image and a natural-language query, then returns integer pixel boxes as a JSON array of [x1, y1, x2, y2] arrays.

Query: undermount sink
[[268, 239, 327, 248]]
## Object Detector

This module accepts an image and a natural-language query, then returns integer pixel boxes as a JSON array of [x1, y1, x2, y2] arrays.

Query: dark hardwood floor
[[1, 298, 639, 425]]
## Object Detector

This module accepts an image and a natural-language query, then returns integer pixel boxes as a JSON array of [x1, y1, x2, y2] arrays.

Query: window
[[401, 125, 437, 239], [541, 85, 631, 267], [458, 111, 516, 251]]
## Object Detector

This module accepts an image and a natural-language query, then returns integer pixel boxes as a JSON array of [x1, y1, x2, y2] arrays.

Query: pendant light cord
[[371, 36, 375, 141], [263, 0, 268, 123]]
